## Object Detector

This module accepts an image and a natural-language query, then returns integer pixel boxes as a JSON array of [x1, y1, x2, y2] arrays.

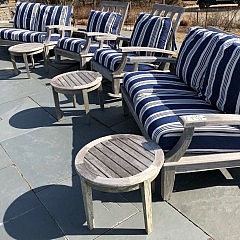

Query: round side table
[[75, 134, 164, 234], [50, 70, 104, 121], [8, 43, 46, 78]]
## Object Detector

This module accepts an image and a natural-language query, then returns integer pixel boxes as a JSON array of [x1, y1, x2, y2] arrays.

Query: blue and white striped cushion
[[35, 5, 72, 32], [130, 13, 172, 56], [57, 37, 110, 53], [87, 10, 122, 35], [176, 27, 222, 92], [94, 48, 156, 72], [0, 28, 60, 43], [123, 71, 240, 153], [13, 2, 40, 31], [200, 36, 240, 114]]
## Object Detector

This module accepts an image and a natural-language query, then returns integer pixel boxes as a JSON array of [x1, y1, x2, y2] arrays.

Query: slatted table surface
[[75, 134, 164, 234], [50, 71, 104, 120]]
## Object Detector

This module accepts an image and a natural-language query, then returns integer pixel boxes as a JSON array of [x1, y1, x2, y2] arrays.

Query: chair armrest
[[46, 25, 78, 31], [127, 56, 177, 64], [76, 31, 109, 37], [95, 34, 118, 41], [179, 114, 240, 128], [164, 113, 240, 162], [119, 46, 175, 55]]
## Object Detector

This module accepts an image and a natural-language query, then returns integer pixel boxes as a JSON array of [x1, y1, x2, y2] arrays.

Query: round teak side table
[[8, 42, 46, 79], [50, 70, 104, 120], [75, 134, 164, 234]]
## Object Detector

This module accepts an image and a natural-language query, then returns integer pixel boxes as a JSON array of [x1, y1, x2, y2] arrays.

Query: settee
[[121, 26, 240, 200], [0, 1, 72, 51]]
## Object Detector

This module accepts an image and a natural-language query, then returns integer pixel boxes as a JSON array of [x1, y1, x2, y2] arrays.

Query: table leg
[[81, 178, 95, 230], [43, 46, 48, 72], [82, 90, 90, 114], [30, 54, 35, 68], [23, 53, 31, 79], [141, 180, 153, 234], [10, 54, 18, 75], [52, 87, 62, 121], [98, 83, 104, 111]]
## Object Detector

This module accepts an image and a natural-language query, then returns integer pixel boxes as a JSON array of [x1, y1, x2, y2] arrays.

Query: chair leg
[[161, 167, 175, 201], [112, 78, 121, 95], [55, 53, 61, 62], [98, 83, 104, 110]]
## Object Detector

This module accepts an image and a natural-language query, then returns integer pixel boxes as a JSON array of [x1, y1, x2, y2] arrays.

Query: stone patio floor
[[0, 44, 240, 240]]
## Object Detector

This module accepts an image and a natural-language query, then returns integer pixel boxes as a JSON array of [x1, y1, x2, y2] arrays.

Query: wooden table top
[[50, 71, 102, 91], [75, 134, 164, 189], [8, 43, 44, 54]]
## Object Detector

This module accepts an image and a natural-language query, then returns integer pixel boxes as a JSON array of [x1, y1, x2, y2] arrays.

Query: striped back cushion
[[86, 10, 122, 35], [200, 36, 240, 114], [35, 5, 72, 32], [176, 27, 221, 92], [130, 13, 172, 55], [14, 2, 40, 31]]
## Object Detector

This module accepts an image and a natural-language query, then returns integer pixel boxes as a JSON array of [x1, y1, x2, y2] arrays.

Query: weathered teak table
[[75, 134, 164, 234], [50, 70, 104, 121], [8, 43, 46, 79]]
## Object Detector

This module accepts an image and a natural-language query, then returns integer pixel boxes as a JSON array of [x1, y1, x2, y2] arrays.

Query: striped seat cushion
[[175, 27, 223, 92], [0, 28, 60, 43], [123, 71, 240, 153], [200, 36, 240, 114], [57, 37, 110, 54], [130, 13, 172, 56], [94, 48, 156, 72], [13, 2, 40, 31], [35, 5, 72, 33]]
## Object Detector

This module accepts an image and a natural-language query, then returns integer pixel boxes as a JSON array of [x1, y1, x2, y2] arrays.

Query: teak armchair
[[54, 1, 129, 69], [91, 4, 185, 96]]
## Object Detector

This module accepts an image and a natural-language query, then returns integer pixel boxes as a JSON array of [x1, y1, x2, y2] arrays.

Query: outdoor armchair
[[91, 4, 185, 96], [54, 1, 129, 69]]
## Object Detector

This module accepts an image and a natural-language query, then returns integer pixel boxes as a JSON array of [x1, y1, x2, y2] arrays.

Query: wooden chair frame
[[91, 4, 185, 95], [54, 1, 129, 69]]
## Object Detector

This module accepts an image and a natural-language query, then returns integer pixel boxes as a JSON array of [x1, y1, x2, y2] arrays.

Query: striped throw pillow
[[13, 2, 40, 31], [35, 5, 72, 32], [86, 10, 122, 35], [130, 13, 172, 56], [200, 36, 240, 114], [176, 27, 221, 92]]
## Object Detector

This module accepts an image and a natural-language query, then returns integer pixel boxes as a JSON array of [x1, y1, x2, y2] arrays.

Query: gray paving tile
[[37, 175, 139, 240], [169, 171, 240, 240], [0, 96, 56, 142], [97, 201, 211, 240], [0, 166, 38, 222], [1, 117, 113, 190], [0, 76, 49, 105], [1, 205, 66, 240], [0, 144, 12, 169]]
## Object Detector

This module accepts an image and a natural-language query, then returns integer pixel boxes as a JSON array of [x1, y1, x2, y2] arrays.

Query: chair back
[[151, 4, 185, 50], [99, 1, 130, 35]]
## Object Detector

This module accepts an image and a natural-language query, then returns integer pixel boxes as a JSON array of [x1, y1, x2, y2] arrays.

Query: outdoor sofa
[[122, 26, 240, 200], [0, 1, 73, 52]]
